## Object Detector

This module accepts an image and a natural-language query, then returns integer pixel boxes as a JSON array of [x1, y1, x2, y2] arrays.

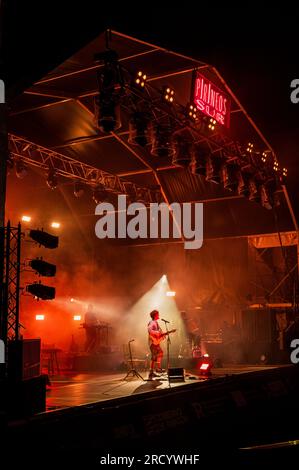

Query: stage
[[44, 364, 285, 412]]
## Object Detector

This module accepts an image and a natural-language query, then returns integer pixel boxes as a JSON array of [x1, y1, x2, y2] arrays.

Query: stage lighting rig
[[273, 161, 279, 172], [151, 125, 175, 158], [26, 283, 55, 300], [248, 178, 260, 202], [172, 134, 193, 168], [92, 188, 108, 204], [74, 182, 85, 198], [206, 154, 222, 184], [15, 160, 28, 179], [128, 112, 151, 147], [187, 104, 198, 122], [282, 167, 288, 177], [246, 142, 254, 153], [260, 184, 273, 210], [46, 168, 58, 190], [29, 229, 59, 249], [208, 118, 216, 131], [162, 86, 175, 103], [190, 144, 208, 176], [134, 70, 147, 88], [221, 161, 240, 192], [94, 49, 123, 133], [29, 258, 56, 277]]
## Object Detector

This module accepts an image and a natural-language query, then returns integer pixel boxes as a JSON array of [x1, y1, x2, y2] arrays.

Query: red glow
[[199, 362, 210, 370], [194, 72, 231, 128]]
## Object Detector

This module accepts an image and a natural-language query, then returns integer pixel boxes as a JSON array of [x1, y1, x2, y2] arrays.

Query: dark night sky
[[3, 3, 299, 212]]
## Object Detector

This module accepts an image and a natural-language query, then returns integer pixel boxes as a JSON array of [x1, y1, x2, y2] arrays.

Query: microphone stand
[[162, 319, 171, 387]]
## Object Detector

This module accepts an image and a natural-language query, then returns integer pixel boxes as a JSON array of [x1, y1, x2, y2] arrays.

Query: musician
[[84, 304, 98, 353], [147, 310, 165, 379]]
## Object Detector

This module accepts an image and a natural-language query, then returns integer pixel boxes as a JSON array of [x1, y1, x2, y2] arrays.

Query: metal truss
[[8, 134, 161, 204], [1, 222, 22, 341]]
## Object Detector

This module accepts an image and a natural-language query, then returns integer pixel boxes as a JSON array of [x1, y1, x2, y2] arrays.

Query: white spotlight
[[51, 222, 60, 229], [166, 291, 176, 297]]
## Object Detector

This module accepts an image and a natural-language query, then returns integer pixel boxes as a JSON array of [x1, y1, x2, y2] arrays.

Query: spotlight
[[151, 125, 175, 158], [35, 315, 45, 321], [95, 49, 122, 133], [260, 184, 273, 210], [273, 161, 279, 172], [221, 162, 240, 192], [70, 298, 75, 302], [46, 169, 58, 190], [190, 145, 207, 176], [15, 160, 28, 179], [206, 154, 222, 184], [246, 142, 254, 153], [187, 104, 198, 122], [166, 291, 176, 297], [248, 178, 260, 202], [74, 182, 85, 198], [237, 171, 250, 197], [161, 274, 167, 283], [172, 135, 193, 168], [261, 151, 268, 163], [128, 112, 151, 147], [29, 259, 56, 277], [29, 229, 59, 249], [283, 167, 288, 177], [22, 215, 31, 222], [27, 283, 56, 300], [51, 222, 60, 229], [208, 118, 216, 131], [134, 70, 147, 88], [162, 86, 175, 103], [73, 315, 81, 321], [92, 188, 108, 204]]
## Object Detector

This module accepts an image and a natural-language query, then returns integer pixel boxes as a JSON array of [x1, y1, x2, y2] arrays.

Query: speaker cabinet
[[8, 339, 41, 381]]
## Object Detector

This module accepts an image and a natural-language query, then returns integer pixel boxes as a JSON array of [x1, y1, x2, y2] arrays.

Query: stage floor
[[45, 364, 283, 412]]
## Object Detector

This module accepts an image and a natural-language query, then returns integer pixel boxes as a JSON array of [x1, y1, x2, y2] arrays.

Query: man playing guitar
[[147, 309, 176, 380]]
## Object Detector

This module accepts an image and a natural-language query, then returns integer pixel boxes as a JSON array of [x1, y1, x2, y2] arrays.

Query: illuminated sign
[[193, 72, 231, 128]]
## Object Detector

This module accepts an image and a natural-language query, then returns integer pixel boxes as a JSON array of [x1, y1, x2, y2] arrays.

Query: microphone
[[161, 318, 170, 323]]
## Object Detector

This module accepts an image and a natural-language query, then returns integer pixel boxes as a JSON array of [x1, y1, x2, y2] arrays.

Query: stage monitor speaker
[[168, 367, 185, 381]]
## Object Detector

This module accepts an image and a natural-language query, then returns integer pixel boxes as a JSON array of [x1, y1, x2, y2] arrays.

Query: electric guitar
[[149, 329, 176, 346]]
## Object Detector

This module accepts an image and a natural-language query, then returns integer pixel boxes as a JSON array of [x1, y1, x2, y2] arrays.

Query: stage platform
[[45, 363, 284, 412], [8, 363, 299, 465]]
